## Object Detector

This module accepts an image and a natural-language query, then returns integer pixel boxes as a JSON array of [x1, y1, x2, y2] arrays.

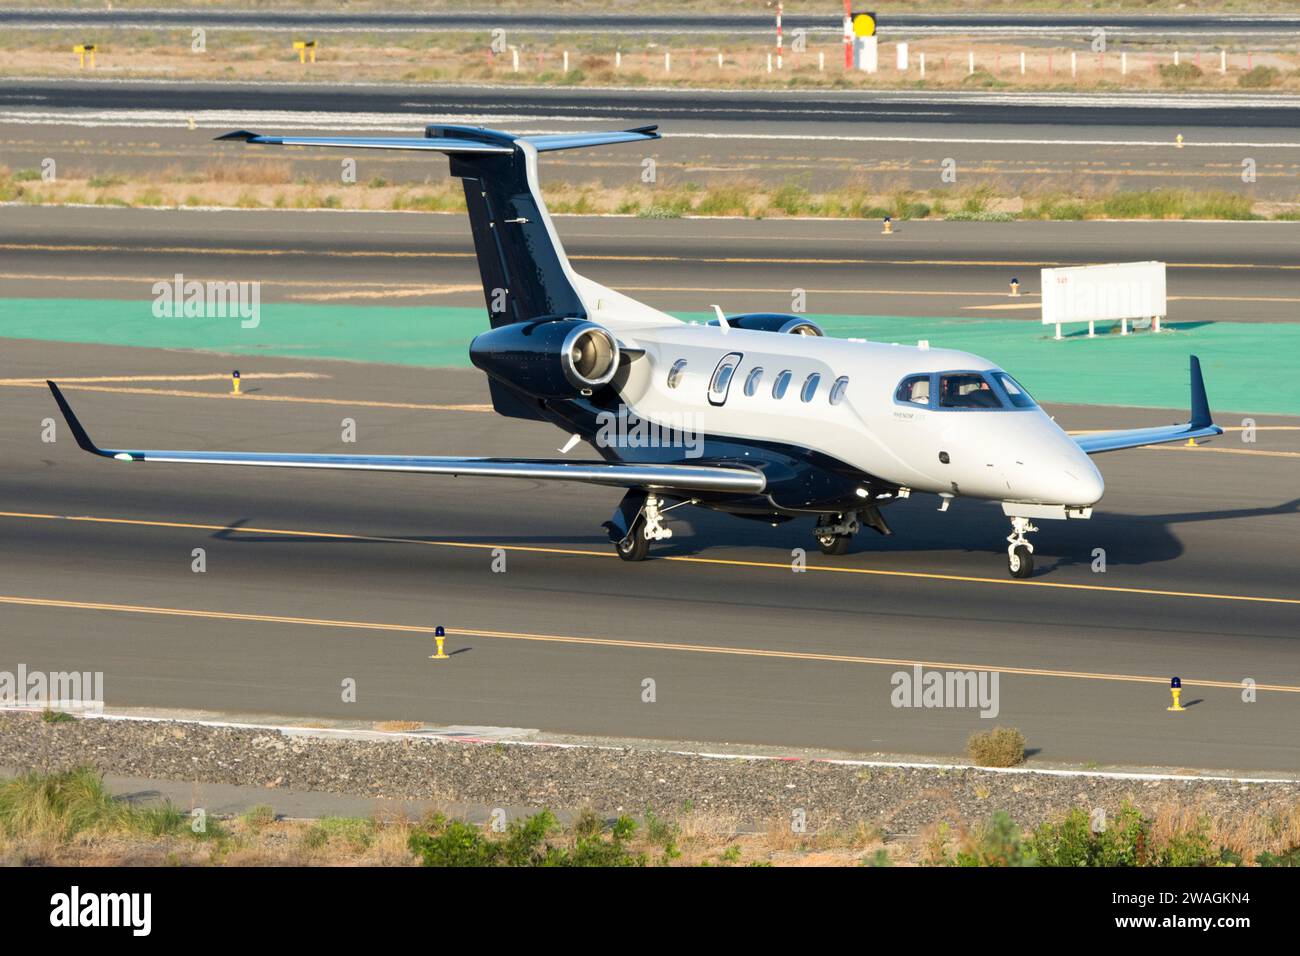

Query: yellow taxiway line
[[5, 242, 1300, 273], [0, 379, 491, 412], [1, 510, 1298, 608], [1, 592, 1296, 693]]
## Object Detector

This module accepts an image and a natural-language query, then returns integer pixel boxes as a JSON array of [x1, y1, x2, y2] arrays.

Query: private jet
[[47, 123, 1221, 578]]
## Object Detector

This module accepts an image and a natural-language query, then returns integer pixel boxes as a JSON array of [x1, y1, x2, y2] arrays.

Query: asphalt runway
[[3, 206, 1297, 322], [4, 9, 1299, 38], [5, 79, 1299, 199], [6, 79, 1300, 129], [1, 338, 1298, 773]]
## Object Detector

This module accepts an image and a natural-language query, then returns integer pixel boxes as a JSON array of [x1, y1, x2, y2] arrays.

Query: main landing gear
[[614, 494, 675, 562], [814, 512, 860, 555], [813, 507, 892, 556], [1006, 515, 1038, 579]]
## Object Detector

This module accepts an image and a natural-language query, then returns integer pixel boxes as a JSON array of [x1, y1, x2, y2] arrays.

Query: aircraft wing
[[1071, 355, 1223, 455], [45, 382, 765, 495]]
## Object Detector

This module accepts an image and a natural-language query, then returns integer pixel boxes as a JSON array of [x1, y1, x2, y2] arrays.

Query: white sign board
[[855, 36, 878, 73], [1041, 261, 1166, 337]]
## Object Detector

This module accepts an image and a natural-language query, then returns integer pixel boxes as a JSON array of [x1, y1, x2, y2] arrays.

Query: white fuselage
[[612, 324, 1105, 508]]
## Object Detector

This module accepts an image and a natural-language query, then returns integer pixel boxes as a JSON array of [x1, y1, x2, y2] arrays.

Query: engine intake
[[708, 313, 823, 336], [470, 319, 620, 399]]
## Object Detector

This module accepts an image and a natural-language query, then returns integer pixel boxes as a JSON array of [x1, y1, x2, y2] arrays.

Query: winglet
[[214, 130, 262, 142], [1189, 355, 1212, 430], [46, 381, 108, 457]]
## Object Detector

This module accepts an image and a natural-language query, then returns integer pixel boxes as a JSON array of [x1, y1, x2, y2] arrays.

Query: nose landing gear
[[1006, 515, 1038, 578]]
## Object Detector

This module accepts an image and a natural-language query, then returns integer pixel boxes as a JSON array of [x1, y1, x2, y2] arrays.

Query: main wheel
[[817, 534, 851, 556], [1008, 545, 1033, 579], [616, 517, 650, 562]]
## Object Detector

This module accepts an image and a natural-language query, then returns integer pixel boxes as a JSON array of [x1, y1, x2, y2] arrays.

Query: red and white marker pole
[[843, 0, 852, 69], [775, 2, 783, 70]]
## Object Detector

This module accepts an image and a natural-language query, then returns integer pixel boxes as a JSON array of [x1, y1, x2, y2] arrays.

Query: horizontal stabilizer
[[216, 124, 659, 155], [522, 126, 660, 152], [215, 131, 512, 153]]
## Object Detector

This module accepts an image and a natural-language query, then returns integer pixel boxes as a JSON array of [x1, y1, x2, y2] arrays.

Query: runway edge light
[[430, 625, 449, 660], [1167, 676, 1185, 712], [230, 370, 241, 395]]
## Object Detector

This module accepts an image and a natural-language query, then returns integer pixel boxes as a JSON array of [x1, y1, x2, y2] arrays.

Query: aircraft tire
[[1008, 545, 1033, 578]]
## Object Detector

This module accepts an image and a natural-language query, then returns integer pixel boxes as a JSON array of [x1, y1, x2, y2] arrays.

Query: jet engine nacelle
[[470, 318, 620, 399], [707, 313, 823, 336]]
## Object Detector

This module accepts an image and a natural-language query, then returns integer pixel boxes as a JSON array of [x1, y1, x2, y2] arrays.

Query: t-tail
[[216, 124, 672, 330]]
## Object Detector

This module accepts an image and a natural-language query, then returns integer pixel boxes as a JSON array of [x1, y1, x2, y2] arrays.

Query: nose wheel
[[1006, 516, 1037, 578]]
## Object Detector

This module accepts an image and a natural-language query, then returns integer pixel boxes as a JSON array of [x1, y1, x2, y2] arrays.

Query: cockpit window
[[895, 375, 931, 406], [994, 372, 1037, 409], [939, 373, 1001, 409]]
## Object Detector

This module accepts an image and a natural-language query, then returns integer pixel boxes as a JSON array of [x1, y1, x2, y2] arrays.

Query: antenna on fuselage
[[711, 304, 729, 334]]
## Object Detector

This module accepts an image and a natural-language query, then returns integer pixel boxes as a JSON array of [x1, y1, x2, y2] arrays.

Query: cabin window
[[895, 374, 931, 406], [743, 366, 764, 397], [829, 376, 849, 405], [708, 352, 743, 406], [800, 373, 821, 403], [772, 369, 792, 400], [667, 359, 687, 389]]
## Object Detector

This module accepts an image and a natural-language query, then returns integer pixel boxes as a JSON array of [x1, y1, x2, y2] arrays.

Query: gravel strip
[[2, 712, 1296, 833]]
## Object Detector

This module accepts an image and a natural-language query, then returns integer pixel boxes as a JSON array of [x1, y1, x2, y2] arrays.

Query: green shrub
[[770, 183, 811, 216], [408, 809, 646, 867], [1257, 846, 1300, 866], [967, 726, 1026, 767], [694, 185, 752, 217], [956, 811, 1036, 867], [241, 804, 275, 830], [1100, 189, 1254, 220], [1159, 62, 1204, 84], [1027, 803, 1222, 867], [1238, 65, 1280, 89]]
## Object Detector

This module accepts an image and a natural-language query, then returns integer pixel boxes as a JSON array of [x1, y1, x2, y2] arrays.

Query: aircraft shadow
[[207, 495, 1300, 578]]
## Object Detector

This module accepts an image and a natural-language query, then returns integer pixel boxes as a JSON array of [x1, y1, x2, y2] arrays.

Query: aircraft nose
[[1063, 454, 1105, 506]]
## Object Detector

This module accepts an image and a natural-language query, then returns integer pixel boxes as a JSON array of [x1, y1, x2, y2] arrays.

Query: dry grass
[[4, 776, 1299, 867], [2, 28, 1299, 93], [373, 720, 424, 732], [205, 161, 294, 186], [1, 167, 1285, 222]]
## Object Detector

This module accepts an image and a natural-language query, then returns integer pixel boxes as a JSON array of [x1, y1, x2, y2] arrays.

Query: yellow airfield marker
[[74, 44, 96, 69], [1167, 676, 1185, 712], [294, 40, 317, 64], [230, 370, 241, 395], [430, 625, 449, 660], [881, 216, 893, 235]]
